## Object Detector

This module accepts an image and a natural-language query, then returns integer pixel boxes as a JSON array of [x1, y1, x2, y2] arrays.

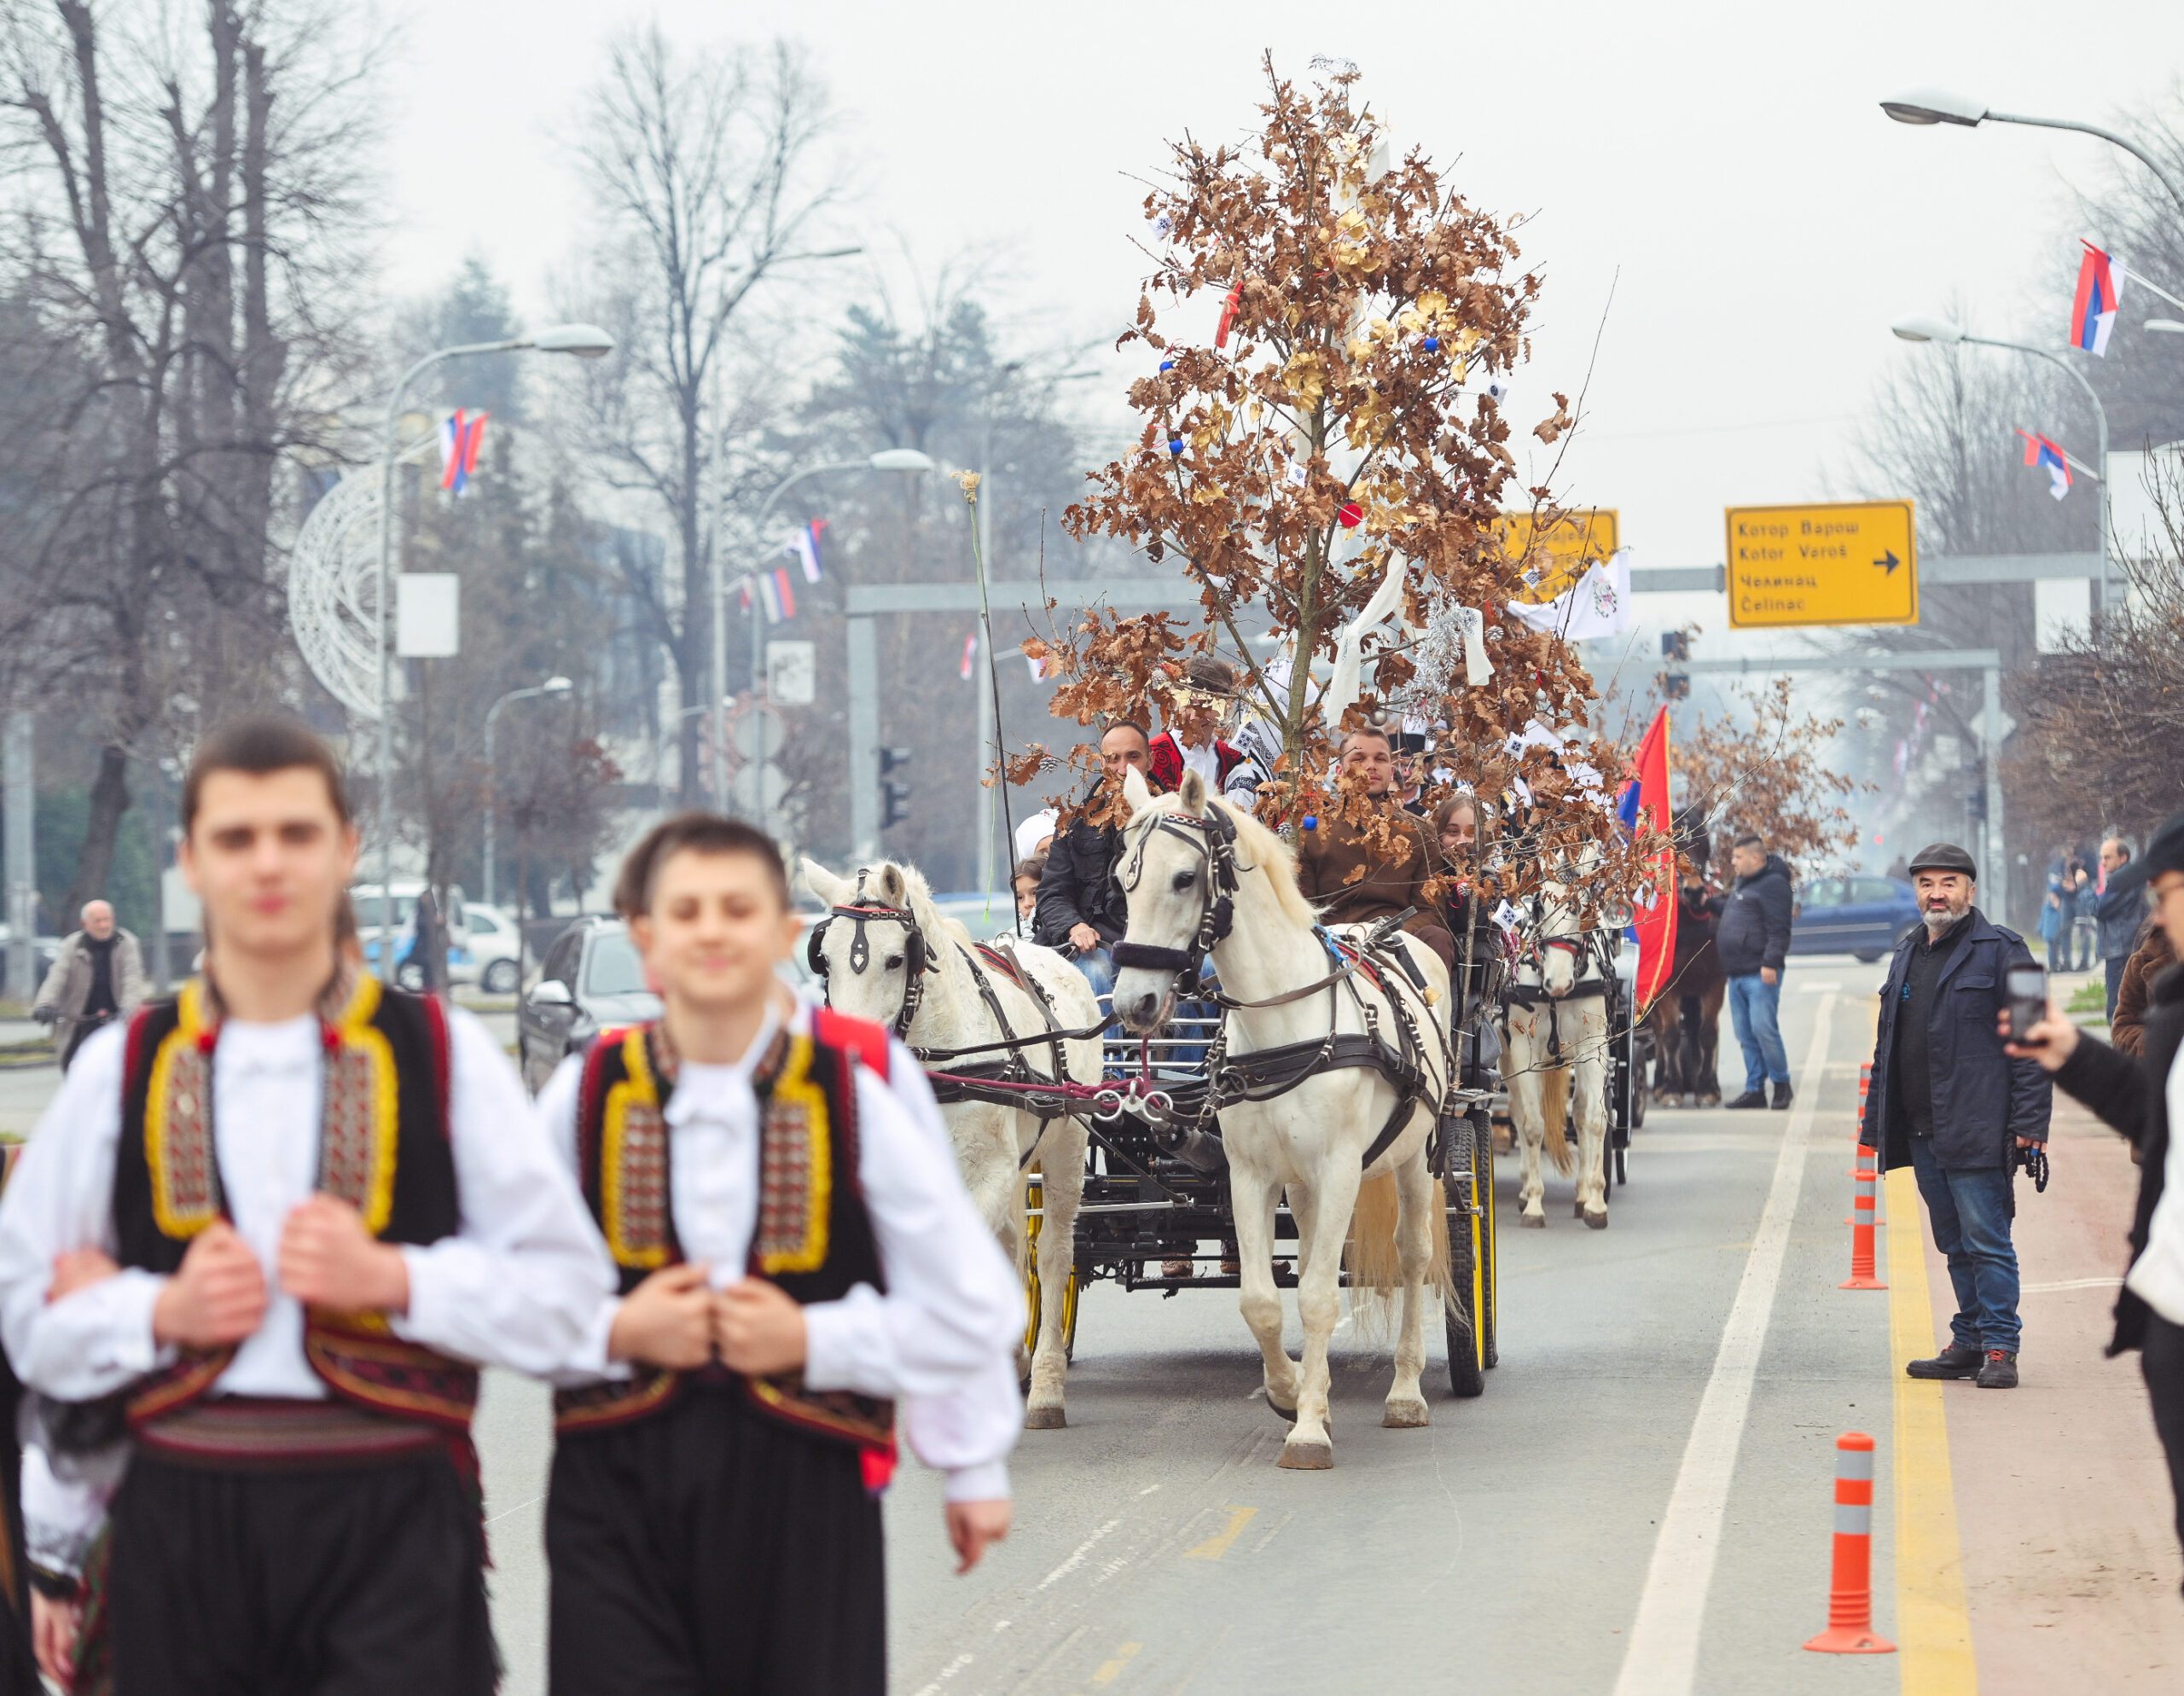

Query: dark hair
[[1100, 720, 1151, 752], [183, 717, 351, 835], [1014, 855, 1046, 885], [613, 813, 790, 918], [1339, 725, 1393, 754], [1432, 793, 1479, 834], [1734, 833, 1763, 851]]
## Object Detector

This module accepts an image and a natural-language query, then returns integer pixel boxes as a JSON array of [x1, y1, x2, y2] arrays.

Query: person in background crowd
[[2098, 837, 2144, 1021], [2041, 848, 2073, 969], [31, 899, 146, 1071], [2116, 923, 2178, 1060], [1293, 727, 1455, 971], [1014, 810, 1056, 864], [2005, 806, 2184, 1582], [2071, 854, 2100, 973], [1431, 793, 1497, 1002], [1148, 654, 1251, 803], [1392, 732, 1431, 817], [1717, 833, 1794, 1110], [1863, 842, 2050, 1391], [404, 884, 450, 995], [1012, 856, 1045, 939], [1034, 723, 1161, 996]]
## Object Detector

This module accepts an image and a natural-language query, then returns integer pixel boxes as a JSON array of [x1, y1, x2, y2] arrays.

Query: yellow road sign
[[1724, 501, 1918, 628], [1496, 508, 1619, 605]]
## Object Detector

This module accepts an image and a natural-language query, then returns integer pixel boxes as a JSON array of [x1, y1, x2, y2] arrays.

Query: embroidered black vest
[[112, 977, 479, 1436], [553, 1011, 896, 1459]]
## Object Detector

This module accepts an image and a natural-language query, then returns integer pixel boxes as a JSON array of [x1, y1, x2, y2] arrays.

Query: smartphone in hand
[[2006, 965, 2048, 1043]]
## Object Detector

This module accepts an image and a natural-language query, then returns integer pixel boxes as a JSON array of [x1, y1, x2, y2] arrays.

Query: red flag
[[1623, 706, 1677, 1014]]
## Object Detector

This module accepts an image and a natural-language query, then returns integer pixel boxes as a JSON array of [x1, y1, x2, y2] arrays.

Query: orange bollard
[[1841, 1142, 1886, 1288], [1804, 1433, 1896, 1654]]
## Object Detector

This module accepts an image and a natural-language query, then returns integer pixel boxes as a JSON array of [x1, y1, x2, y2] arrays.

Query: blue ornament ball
[[1159, 359, 1175, 372], [1301, 815, 1318, 831], [1422, 335, 1440, 351], [1168, 439, 1184, 456]]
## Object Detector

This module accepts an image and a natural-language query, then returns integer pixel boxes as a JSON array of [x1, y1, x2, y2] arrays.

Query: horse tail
[[1542, 1064, 1574, 1176], [1345, 1169, 1462, 1324]]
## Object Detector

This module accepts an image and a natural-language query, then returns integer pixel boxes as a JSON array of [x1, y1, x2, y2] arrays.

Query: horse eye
[[885, 954, 905, 972], [1171, 870, 1195, 892]]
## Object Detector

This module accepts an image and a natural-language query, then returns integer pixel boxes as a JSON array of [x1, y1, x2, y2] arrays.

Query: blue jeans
[[1908, 1135, 2020, 1352], [1071, 946, 1117, 997], [1725, 972, 1790, 1091]]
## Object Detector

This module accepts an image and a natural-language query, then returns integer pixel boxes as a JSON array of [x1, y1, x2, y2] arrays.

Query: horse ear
[[1178, 769, 1208, 813], [874, 864, 908, 906], [1123, 765, 1154, 811], [800, 858, 848, 905]]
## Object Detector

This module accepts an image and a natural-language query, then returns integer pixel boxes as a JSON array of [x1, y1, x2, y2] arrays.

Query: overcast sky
[[380, 1, 2184, 641]]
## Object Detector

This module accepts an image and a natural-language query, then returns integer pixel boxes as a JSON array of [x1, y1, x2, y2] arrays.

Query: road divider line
[[1887, 1165, 1978, 1694], [1182, 1506, 1258, 1560], [1609, 993, 1835, 1696]]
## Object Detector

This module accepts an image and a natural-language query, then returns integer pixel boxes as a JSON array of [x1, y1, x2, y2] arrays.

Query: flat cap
[[1907, 841, 1978, 878], [2102, 806, 2184, 898]]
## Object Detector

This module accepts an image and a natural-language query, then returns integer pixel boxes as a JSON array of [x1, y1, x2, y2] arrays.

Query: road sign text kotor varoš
[[1724, 501, 1917, 629]]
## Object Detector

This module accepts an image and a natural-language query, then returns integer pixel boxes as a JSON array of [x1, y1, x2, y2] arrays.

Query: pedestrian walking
[[403, 883, 450, 994], [1034, 723, 1161, 996], [1861, 842, 2051, 1390], [2097, 837, 2145, 1021], [31, 900, 146, 1071], [1718, 833, 1794, 1109], [536, 813, 1021, 1696], [0, 716, 608, 1696], [2004, 805, 2184, 1581]]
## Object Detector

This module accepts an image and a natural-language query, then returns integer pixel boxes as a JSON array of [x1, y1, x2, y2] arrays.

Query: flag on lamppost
[[786, 519, 827, 583], [439, 409, 488, 494], [2015, 428, 2072, 501], [2070, 240, 2121, 356], [958, 631, 978, 681]]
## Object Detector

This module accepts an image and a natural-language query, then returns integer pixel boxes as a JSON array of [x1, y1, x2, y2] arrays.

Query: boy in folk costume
[[538, 815, 1021, 1696], [0, 718, 610, 1695]]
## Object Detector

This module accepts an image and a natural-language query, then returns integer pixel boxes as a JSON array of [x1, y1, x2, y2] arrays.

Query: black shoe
[[1907, 1342, 1984, 1379], [1725, 1090, 1768, 1109], [1771, 1080, 1794, 1110], [1976, 1350, 2019, 1389]]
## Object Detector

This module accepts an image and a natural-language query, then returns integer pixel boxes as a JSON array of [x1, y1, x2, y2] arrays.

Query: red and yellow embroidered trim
[[146, 980, 219, 1240], [319, 976, 399, 1236], [602, 1027, 671, 1271], [754, 1035, 830, 1275]]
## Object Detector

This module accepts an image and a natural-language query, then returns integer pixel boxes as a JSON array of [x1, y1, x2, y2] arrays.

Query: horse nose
[[1128, 992, 1160, 1028]]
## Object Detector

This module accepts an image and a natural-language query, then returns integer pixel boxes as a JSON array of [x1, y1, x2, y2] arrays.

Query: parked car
[[443, 902, 521, 995], [1791, 874, 1920, 962]]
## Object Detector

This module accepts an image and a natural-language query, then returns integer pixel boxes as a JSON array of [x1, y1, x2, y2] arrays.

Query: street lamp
[[1879, 89, 2184, 213], [2148, 320, 2184, 334], [1890, 316, 2111, 607], [709, 448, 937, 809], [374, 323, 613, 976], [482, 676, 574, 911]]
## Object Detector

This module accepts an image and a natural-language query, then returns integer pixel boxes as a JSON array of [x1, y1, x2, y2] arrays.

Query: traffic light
[[1966, 788, 1989, 823], [880, 746, 913, 829], [1660, 630, 1691, 700]]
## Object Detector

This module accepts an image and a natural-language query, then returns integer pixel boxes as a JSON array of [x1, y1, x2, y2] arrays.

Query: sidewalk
[[1911, 1088, 2184, 1688]]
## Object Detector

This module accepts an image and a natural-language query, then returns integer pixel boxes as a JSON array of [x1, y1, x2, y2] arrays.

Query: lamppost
[[711, 448, 936, 808], [1879, 90, 2184, 214], [375, 322, 613, 976], [483, 677, 574, 910], [1889, 316, 2112, 607]]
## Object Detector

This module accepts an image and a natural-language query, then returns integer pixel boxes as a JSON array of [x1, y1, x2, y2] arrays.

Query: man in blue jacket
[[1860, 842, 2052, 1389], [1718, 833, 1795, 1109]]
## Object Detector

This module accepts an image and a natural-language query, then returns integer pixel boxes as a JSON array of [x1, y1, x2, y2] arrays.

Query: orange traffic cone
[[1804, 1433, 1895, 1654]]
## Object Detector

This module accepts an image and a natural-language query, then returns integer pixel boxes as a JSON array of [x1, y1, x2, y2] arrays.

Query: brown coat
[[1292, 800, 1454, 968], [2113, 926, 2176, 1058]]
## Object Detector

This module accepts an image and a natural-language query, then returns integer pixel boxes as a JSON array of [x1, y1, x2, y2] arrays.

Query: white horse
[[1501, 874, 1613, 1229], [1108, 768, 1457, 1470], [799, 859, 1098, 1430]]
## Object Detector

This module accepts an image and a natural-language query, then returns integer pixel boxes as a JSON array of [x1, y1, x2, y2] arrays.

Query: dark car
[[516, 915, 818, 1095], [1791, 874, 1920, 963]]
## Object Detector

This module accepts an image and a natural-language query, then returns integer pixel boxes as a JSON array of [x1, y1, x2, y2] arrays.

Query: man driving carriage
[[1032, 723, 1160, 996], [1294, 727, 1456, 972]]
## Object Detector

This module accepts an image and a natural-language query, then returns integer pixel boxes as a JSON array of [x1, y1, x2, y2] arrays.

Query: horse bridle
[[804, 868, 936, 1037], [1108, 804, 1243, 986]]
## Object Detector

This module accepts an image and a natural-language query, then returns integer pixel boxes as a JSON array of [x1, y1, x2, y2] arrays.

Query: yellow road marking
[[1886, 1165, 1978, 1693], [1182, 1506, 1258, 1560], [1089, 1641, 1141, 1686]]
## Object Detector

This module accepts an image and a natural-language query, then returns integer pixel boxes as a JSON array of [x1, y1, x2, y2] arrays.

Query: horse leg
[[1698, 981, 1725, 1106], [1023, 1115, 1086, 1430], [1228, 1142, 1301, 1420], [953, 1106, 1027, 1373], [1574, 1006, 1611, 1228], [1280, 1152, 1361, 1470], [1676, 993, 1702, 1106], [1507, 1010, 1548, 1228], [1382, 1141, 1435, 1429]]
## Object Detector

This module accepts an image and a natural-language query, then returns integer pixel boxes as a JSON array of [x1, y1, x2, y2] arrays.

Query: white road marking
[[1610, 993, 1835, 1696], [1035, 1519, 1122, 1590], [1796, 980, 1843, 991], [2022, 1275, 2121, 1293], [1136, 1482, 1162, 1496]]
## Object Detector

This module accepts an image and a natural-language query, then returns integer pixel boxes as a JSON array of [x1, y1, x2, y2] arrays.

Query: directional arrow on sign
[[1874, 550, 1901, 574]]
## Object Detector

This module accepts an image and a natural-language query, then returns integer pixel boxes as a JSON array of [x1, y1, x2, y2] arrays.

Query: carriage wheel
[[1473, 1112, 1500, 1370], [1021, 1176, 1082, 1365], [1443, 1170, 1487, 1398], [1614, 1142, 1629, 1188]]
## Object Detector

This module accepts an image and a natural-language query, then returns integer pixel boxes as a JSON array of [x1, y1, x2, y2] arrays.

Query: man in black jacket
[[1862, 842, 2051, 1390], [1033, 723, 1159, 996], [2007, 808, 2184, 1580], [1718, 833, 1795, 1109]]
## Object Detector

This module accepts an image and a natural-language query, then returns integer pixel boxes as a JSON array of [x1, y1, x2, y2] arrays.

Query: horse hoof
[[1584, 1207, 1608, 1230], [1277, 1438, 1334, 1470], [1520, 1212, 1546, 1229], [1382, 1397, 1431, 1429], [1023, 1403, 1067, 1430], [1266, 1393, 1299, 1424], [1574, 1199, 1585, 1219]]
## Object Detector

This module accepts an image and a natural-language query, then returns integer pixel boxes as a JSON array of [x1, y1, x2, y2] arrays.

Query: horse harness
[[1501, 901, 1615, 1062]]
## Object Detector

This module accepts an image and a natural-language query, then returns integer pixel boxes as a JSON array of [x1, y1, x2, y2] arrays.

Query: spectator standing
[[1716, 834, 1794, 1109], [2071, 856, 2101, 973], [2005, 806, 2184, 1576], [1862, 843, 2050, 1389], [2039, 851, 2072, 967], [1033, 723, 1160, 996], [2114, 925, 2177, 1060], [31, 901, 146, 1071], [2097, 837, 2144, 1020]]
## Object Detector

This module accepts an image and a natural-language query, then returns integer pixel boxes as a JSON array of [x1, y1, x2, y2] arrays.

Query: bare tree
[[562, 26, 841, 802]]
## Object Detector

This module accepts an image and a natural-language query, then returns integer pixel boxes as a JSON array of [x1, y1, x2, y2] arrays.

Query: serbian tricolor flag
[[438, 409, 488, 495], [2017, 427, 2072, 501], [786, 519, 827, 583], [958, 631, 978, 681], [2070, 241, 2122, 356], [758, 569, 797, 624], [1617, 706, 1676, 1014]]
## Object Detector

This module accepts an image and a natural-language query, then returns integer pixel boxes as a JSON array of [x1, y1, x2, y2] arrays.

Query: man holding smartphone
[[1860, 842, 2052, 1389]]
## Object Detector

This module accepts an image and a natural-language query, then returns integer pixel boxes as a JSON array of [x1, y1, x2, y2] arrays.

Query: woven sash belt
[[136, 1397, 444, 1472]]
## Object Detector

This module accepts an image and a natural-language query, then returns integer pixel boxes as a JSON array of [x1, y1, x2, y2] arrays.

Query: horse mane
[[1131, 788, 1319, 932], [885, 860, 974, 950]]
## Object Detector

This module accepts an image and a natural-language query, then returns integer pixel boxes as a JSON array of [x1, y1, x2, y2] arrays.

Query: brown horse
[[1648, 810, 1726, 1106]]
